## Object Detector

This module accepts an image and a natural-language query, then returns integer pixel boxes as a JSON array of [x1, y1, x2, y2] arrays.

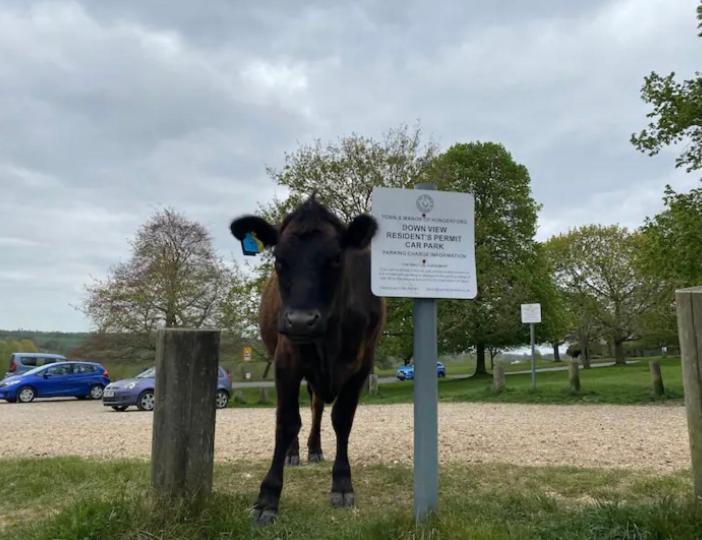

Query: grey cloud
[[0, 0, 699, 330]]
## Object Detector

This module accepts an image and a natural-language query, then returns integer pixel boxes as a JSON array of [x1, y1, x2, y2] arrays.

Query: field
[[0, 458, 699, 539], [228, 357, 685, 408]]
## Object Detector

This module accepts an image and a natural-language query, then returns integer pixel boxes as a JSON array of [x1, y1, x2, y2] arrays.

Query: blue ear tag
[[242, 231, 265, 256]]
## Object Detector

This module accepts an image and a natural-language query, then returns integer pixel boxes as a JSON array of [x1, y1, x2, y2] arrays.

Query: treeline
[[0, 330, 90, 356], [72, 124, 701, 377]]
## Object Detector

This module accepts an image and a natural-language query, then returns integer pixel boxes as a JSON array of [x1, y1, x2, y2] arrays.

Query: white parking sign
[[371, 187, 477, 299]]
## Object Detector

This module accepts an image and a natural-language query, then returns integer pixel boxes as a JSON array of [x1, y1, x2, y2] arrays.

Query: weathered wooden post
[[649, 360, 664, 397], [152, 328, 220, 500], [568, 360, 580, 392], [675, 286, 702, 501], [259, 387, 269, 403], [367, 373, 379, 395], [492, 364, 505, 392]]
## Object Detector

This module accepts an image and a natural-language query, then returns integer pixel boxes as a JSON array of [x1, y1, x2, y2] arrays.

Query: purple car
[[102, 366, 233, 412]]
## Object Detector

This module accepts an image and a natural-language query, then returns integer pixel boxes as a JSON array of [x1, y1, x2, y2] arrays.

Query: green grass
[[227, 357, 685, 408], [374, 356, 617, 378], [0, 457, 699, 539]]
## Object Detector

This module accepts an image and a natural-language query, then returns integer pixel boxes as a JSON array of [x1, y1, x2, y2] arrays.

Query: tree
[[547, 225, 664, 365], [267, 124, 437, 222], [639, 183, 702, 287], [631, 3, 702, 175], [83, 209, 233, 351], [424, 142, 541, 376], [633, 182, 702, 350]]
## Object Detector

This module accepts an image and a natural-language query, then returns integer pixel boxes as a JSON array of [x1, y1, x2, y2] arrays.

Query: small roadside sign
[[242, 346, 252, 362], [521, 303, 541, 324]]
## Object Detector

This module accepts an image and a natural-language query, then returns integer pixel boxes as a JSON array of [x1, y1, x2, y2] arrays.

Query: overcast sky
[[1, 0, 700, 332]]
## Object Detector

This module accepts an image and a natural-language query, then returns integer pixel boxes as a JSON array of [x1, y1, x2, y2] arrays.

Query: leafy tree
[[547, 225, 664, 365], [267, 124, 437, 222], [83, 209, 234, 357], [639, 183, 702, 287], [424, 142, 541, 376], [634, 182, 702, 350], [531, 243, 570, 362], [631, 3, 702, 174]]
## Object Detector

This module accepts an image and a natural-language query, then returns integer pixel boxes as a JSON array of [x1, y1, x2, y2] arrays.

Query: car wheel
[[438, 372, 446, 378], [17, 386, 35, 403], [88, 384, 104, 400], [111, 405, 128, 412], [136, 390, 155, 411], [216, 390, 229, 409]]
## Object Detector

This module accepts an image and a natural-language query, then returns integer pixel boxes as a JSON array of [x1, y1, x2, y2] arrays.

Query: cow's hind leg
[[307, 386, 325, 463], [253, 365, 302, 525], [329, 369, 367, 508], [285, 436, 300, 466]]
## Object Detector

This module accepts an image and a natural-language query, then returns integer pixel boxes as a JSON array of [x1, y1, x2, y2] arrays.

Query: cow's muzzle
[[280, 309, 325, 341]]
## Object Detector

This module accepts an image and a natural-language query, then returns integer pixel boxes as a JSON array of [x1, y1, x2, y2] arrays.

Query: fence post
[[152, 328, 220, 500], [259, 387, 269, 403], [675, 286, 702, 501], [493, 364, 505, 392], [649, 360, 664, 397], [568, 360, 580, 392]]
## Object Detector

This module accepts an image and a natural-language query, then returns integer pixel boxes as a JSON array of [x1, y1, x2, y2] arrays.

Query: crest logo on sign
[[416, 194, 434, 213]]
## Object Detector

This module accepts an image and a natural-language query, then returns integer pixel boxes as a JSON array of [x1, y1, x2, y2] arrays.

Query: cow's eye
[[275, 259, 286, 273], [328, 254, 342, 267]]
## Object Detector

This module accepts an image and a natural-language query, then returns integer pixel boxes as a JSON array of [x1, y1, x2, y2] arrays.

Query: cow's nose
[[283, 309, 322, 336]]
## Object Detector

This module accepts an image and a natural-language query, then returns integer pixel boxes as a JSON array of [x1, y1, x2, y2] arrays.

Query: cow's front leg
[[253, 364, 302, 525], [329, 369, 367, 508]]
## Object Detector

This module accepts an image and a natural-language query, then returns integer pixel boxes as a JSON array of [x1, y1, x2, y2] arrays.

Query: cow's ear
[[344, 214, 377, 249], [230, 216, 278, 247]]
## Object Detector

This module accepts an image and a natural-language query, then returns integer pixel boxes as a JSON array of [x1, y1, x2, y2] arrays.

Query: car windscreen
[[21, 365, 49, 376], [137, 367, 155, 378]]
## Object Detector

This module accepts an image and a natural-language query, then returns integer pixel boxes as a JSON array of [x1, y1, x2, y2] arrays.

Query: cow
[[230, 196, 385, 525]]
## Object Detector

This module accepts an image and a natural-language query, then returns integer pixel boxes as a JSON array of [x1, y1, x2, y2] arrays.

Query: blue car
[[0, 361, 110, 403], [103, 366, 233, 412], [396, 362, 446, 381]]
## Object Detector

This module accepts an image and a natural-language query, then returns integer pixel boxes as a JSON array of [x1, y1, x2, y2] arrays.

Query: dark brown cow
[[230, 197, 385, 525]]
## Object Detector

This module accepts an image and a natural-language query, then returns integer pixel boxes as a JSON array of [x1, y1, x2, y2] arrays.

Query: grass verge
[[0, 457, 699, 539], [230, 357, 685, 408]]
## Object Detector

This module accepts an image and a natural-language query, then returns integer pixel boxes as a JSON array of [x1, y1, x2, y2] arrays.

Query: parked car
[[395, 362, 446, 381], [0, 361, 110, 403], [102, 366, 233, 412], [6, 352, 66, 377]]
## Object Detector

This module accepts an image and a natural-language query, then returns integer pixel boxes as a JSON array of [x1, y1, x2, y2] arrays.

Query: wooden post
[[492, 364, 505, 392], [568, 360, 580, 392], [649, 360, 664, 397], [367, 373, 379, 395], [675, 286, 702, 501], [259, 387, 269, 403], [152, 328, 220, 500]]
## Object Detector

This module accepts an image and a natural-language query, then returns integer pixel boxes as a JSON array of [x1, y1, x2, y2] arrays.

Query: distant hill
[[0, 330, 92, 356]]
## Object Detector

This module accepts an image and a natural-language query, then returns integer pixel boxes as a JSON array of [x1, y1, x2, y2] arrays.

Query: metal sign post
[[521, 304, 541, 390], [530, 323, 536, 389], [371, 184, 477, 522], [412, 183, 438, 520]]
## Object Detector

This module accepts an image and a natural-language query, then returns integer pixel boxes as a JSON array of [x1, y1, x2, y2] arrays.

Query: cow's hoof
[[251, 507, 277, 526], [308, 451, 324, 463], [285, 455, 300, 467], [330, 491, 355, 508]]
